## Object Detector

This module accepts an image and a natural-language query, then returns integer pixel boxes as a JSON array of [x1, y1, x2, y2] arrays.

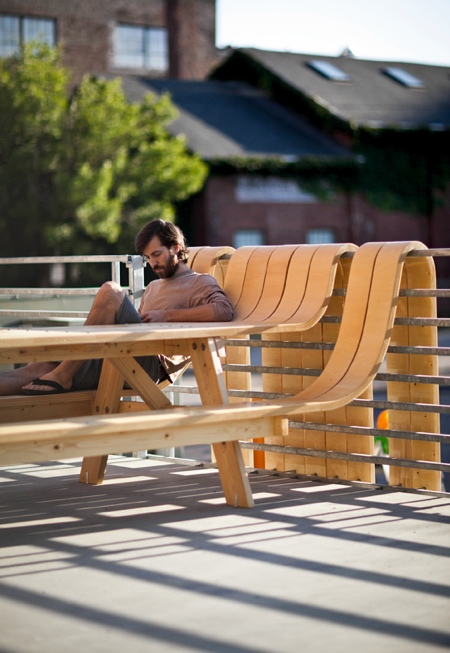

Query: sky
[[216, 0, 450, 67]]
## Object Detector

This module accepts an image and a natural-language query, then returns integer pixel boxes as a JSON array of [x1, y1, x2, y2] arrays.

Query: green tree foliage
[[0, 44, 207, 283]]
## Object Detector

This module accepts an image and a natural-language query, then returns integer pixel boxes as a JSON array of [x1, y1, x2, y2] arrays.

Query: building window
[[233, 229, 265, 248], [236, 176, 316, 203], [307, 60, 351, 82], [0, 15, 56, 57], [383, 67, 425, 89], [306, 228, 335, 244], [114, 24, 168, 72]]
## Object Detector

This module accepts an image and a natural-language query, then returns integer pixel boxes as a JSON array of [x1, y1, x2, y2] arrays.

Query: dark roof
[[222, 48, 450, 130], [117, 75, 350, 160]]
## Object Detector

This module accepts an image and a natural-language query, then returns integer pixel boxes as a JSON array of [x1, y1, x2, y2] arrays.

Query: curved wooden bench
[[1, 241, 436, 503], [0, 241, 355, 503], [225, 241, 430, 415], [0, 243, 433, 476]]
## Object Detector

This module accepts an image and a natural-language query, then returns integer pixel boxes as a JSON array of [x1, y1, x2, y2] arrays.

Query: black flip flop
[[22, 378, 71, 396]]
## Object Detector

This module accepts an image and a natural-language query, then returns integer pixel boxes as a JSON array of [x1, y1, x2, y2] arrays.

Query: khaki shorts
[[71, 295, 164, 390]]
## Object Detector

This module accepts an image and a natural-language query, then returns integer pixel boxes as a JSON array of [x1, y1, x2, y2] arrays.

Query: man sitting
[[0, 220, 233, 396]]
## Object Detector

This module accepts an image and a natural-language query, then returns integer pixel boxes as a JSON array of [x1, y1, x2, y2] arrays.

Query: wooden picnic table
[[0, 321, 268, 507]]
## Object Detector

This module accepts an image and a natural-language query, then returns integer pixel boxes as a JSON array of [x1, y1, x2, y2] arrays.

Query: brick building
[[0, 0, 218, 84], [209, 49, 450, 252], [1, 0, 449, 260]]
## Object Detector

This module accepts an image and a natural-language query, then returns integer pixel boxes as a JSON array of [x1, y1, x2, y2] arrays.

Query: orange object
[[377, 410, 389, 430]]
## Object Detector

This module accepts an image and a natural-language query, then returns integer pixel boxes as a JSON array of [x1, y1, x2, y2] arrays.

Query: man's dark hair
[[134, 219, 189, 263]]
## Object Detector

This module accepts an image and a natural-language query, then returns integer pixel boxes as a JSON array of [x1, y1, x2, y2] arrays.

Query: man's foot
[[0, 362, 59, 396], [22, 377, 72, 395]]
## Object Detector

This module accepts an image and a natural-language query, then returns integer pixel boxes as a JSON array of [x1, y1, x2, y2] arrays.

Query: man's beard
[[152, 253, 179, 279]]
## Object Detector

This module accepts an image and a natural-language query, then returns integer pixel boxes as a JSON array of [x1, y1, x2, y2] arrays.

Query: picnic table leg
[[187, 337, 255, 508], [79, 359, 124, 485]]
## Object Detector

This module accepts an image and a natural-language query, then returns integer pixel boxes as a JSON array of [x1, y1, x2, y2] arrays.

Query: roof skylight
[[384, 67, 425, 89], [307, 60, 351, 82]]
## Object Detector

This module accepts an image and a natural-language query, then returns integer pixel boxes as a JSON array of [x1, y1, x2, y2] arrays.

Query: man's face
[[142, 235, 179, 279]]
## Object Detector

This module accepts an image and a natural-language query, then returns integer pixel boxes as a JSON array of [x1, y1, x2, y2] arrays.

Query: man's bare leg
[[0, 361, 59, 396], [20, 282, 127, 393]]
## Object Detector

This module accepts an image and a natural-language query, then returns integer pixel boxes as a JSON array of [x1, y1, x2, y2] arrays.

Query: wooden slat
[[189, 246, 235, 278], [278, 242, 408, 408], [229, 246, 279, 320], [262, 244, 357, 475], [79, 354, 172, 486], [242, 245, 300, 322], [387, 252, 440, 490], [221, 246, 258, 309], [79, 359, 124, 485], [0, 391, 96, 423], [109, 357, 172, 410], [187, 337, 254, 508], [0, 405, 285, 467]]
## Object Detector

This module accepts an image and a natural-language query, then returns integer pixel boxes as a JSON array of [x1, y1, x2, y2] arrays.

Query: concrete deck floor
[[0, 455, 449, 653]]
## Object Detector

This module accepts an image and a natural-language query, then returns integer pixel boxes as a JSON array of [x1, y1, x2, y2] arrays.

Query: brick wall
[[0, 0, 218, 84], [189, 175, 427, 248], [167, 0, 219, 79]]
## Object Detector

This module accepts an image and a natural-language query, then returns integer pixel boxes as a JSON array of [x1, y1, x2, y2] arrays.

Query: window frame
[[0, 14, 56, 57], [232, 229, 265, 248], [306, 228, 335, 245], [114, 23, 168, 73]]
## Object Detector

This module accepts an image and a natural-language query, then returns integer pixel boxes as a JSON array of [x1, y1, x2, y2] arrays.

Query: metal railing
[[0, 255, 145, 323]]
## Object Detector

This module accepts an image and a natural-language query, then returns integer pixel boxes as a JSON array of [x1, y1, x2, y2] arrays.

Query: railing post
[[127, 255, 145, 309], [111, 261, 121, 285]]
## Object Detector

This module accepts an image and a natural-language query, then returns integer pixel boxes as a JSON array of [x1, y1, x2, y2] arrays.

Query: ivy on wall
[[210, 50, 450, 222], [208, 155, 358, 200], [356, 129, 450, 216]]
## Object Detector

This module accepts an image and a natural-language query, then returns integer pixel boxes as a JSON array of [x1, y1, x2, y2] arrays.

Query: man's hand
[[141, 310, 167, 323]]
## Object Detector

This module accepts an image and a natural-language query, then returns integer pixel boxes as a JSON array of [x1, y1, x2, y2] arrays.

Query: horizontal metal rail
[[0, 287, 100, 296], [221, 363, 450, 386], [288, 420, 450, 444], [321, 315, 450, 327], [170, 385, 450, 419], [0, 254, 144, 316], [224, 338, 450, 356], [0, 309, 90, 319], [0, 255, 133, 264], [240, 442, 450, 474]]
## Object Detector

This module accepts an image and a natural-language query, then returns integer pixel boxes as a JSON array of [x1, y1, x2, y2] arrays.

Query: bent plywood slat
[[228, 246, 279, 319], [262, 244, 356, 474], [387, 252, 440, 490], [241, 245, 301, 323], [189, 246, 235, 276]]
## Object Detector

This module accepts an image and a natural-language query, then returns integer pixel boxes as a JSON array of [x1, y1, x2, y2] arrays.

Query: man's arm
[[141, 304, 217, 323], [139, 271, 234, 323]]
